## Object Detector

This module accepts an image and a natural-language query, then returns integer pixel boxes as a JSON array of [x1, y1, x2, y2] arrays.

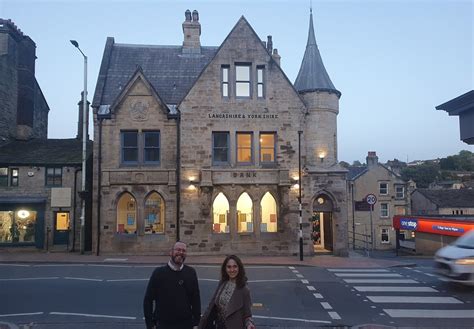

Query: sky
[[1, 0, 473, 163]]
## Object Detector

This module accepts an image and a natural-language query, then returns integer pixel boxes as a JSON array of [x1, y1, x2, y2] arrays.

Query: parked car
[[434, 229, 474, 286]]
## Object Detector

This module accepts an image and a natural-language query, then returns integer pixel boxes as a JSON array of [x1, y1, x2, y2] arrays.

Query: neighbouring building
[[348, 152, 410, 251], [91, 10, 348, 256], [0, 19, 92, 251], [411, 189, 474, 216]]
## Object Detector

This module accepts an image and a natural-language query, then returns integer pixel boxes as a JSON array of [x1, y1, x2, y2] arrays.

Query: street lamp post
[[298, 131, 303, 261], [70, 40, 87, 255]]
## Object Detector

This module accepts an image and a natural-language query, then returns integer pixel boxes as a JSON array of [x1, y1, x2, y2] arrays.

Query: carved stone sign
[[208, 113, 279, 120], [130, 101, 149, 121]]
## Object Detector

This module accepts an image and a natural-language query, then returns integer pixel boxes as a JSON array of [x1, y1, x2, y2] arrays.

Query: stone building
[[92, 10, 348, 256], [348, 152, 410, 250], [411, 189, 474, 216]]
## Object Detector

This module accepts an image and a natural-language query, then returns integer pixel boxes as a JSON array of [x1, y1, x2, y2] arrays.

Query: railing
[[348, 230, 373, 256]]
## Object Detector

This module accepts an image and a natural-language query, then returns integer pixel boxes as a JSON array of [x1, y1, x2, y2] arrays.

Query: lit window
[[395, 186, 404, 199], [46, 167, 62, 187], [257, 66, 265, 98], [212, 132, 229, 165], [221, 65, 229, 97], [260, 192, 277, 233], [117, 193, 137, 234], [379, 182, 388, 195], [380, 203, 389, 218], [237, 192, 253, 233], [0, 210, 37, 243], [121, 131, 138, 163], [235, 64, 251, 97], [212, 192, 229, 233], [0, 168, 8, 186], [395, 206, 406, 215], [260, 133, 275, 163], [10, 168, 18, 187], [144, 192, 165, 234], [381, 228, 390, 244], [144, 131, 160, 164], [237, 132, 253, 164]]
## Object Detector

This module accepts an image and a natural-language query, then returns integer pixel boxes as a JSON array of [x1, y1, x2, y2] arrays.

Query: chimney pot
[[185, 9, 191, 21], [267, 35, 273, 52]]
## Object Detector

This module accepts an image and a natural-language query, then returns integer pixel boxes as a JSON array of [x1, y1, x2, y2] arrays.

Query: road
[[0, 262, 473, 328]]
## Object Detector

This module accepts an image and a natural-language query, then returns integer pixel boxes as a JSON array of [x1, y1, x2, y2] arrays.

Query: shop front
[[393, 215, 474, 255]]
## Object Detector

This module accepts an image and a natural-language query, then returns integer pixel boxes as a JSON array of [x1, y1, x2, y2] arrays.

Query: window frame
[[0, 168, 8, 187], [45, 167, 62, 187], [10, 168, 19, 187], [380, 203, 389, 218], [236, 132, 254, 165], [235, 63, 252, 98], [379, 182, 388, 195], [259, 132, 276, 164], [256, 65, 265, 98], [143, 131, 160, 165], [395, 185, 405, 199], [121, 131, 139, 165], [381, 228, 390, 244], [212, 132, 230, 166], [221, 65, 230, 98]]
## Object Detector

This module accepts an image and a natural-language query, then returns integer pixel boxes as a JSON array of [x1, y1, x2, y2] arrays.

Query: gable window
[[212, 192, 229, 233], [0, 168, 8, 186], [212, 132, 229, 165], [144, 131, 160, 164], [122, 131, 138, 163], [10, 169, 19, 186], [221, 65, 230, 97], [395, 186, 404, 199], [257, 65, 265, 98], [381, 228, 390, 244], [235, 64, 251, 97], [237, 132, 253, 164], [117, 192, 136, 234], [379, 182, 388, 195], [260, 132, 275, 163], [46, 167, 62, 187], [380, 203, 389, 218]]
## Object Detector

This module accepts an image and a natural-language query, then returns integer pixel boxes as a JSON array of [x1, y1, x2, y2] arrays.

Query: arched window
[[117, 192, 137, 234], [144, 192, 165, 234], [237, 192, 253, 233], [212, 192, 229, 233], [260, 192, 277, 233]]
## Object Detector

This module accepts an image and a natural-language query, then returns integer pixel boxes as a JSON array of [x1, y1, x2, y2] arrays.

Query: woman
[[199, 255, 256, 329]]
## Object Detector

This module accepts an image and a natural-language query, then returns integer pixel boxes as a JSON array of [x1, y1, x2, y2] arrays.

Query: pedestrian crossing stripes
[[343, 279, 419, 283], [354, 286, 437, 292], [327, 269, 389, 272], [335, 273, 402, 277], [367, 296, 462, 304], [383, 309, 474, 318]]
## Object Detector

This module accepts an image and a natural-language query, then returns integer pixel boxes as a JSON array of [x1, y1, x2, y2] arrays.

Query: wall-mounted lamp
[[319, 152, 326, 162], [188, 176, 197, 190]]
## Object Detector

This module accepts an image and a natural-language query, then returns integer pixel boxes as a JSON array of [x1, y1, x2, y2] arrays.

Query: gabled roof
[[0, 139, 92, 166], [414, 189, 474, 208], [294, 9, 340, 98], [347, 166, 368, 180], [92, 39, 218, 108]]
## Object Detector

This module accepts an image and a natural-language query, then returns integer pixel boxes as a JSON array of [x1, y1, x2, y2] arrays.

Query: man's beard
[[172, 254, 185, 265]]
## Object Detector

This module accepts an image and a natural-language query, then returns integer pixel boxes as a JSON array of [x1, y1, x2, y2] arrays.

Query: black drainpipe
[[72, 167, 80, 252], [176, 111, 181, 242], [96, 118, 103, 256]]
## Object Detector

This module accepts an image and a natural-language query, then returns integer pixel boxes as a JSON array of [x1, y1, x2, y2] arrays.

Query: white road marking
[[87, 264, 132, 268], [33, 264, 85, 267], [307, 285, 316, 291], [64, 277, 103, 282], [328, 312, 341, 320], [292, 270, 299, 273], [0, 312, 43, 317], [0, 277, 59, 281], [313, 293, 323, 299], [50, 312, 136, 320], [248, 279, 297, 283], [354, 286, 437, 292], [107, 278, 149, 282], [0, 264, 30, 267], [320, 302, 332, 310], [104, 258, 128, 262], [384, 309, 474, 318], [335, 273, 402, 277], [301, 279, 309, 284], [253, 315, 331, 324], [425, 273, 435, 277], [328, 269, 389, 272], [344, 279, 419, 284], [288, 266, 295, 269], [296, 274, 304, 278], [367, 296, 462, 304]]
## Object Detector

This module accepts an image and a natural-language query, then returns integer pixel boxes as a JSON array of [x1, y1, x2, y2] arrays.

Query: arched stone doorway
[[312, 194, 334, 252]]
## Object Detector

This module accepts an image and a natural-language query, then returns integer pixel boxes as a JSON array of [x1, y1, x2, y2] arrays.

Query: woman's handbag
[[201, 304, 218, 329]]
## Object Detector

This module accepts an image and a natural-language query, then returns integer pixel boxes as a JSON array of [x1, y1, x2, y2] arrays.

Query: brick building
[[92, 10, 348, 256]]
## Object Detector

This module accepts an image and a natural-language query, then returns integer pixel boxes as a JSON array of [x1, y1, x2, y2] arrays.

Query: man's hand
[[193, 326, 198, 329], [246, 323, 256, 329]]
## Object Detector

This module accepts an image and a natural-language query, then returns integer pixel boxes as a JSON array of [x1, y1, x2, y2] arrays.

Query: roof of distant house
[[347, 166, 368, 180], [414, 188, 474, 208]]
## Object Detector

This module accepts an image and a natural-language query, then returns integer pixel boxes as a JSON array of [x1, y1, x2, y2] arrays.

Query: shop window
[[212, 132, 230, 165], [0, 210, 37, 243], [46, 167, 62, 187], [260, 192, 277, 233], [212, 192, 229, 233], [221, 65, 230, 98], [144, 192, 165, 234], [395, 186, 404, 199], [237, 132, 253, 164], [379, 182, 388, 195], [235, 64, 251, 97], [259, 133, 275, 164], [257, 65, 265, 98], [121, 131, 138, 164], [117, 193, 137, 234], [237, 192, 253, 233], [381, 228, 390, 244], [10, 168, 18, 186], [380, 203, 389, 218]]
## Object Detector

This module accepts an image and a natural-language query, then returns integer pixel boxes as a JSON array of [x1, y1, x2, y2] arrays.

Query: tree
[[352, 160, 363, 166], [401, 163, 439, 188]]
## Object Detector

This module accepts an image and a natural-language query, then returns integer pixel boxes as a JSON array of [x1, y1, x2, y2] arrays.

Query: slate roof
[[92, 40, 218, 108], [415, 188, 474, 208], [436, 90, 474, 116], [0, 139, 92, 166], [347, 166, 368, 180], [294, 10, 340, 97]]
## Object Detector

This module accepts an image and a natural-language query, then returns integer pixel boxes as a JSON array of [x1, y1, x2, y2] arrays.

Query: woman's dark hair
[[220, 254, 247, 288]]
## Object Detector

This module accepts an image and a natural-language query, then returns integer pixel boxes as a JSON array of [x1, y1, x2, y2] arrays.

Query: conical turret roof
[[294, 9, 340, 97]]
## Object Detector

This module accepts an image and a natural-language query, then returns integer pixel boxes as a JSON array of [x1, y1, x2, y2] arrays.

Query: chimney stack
[[182, 9, 201, 54], [366, 151, 378, 168], [266, 35, 273, 53], [272, 48, 281, 66]]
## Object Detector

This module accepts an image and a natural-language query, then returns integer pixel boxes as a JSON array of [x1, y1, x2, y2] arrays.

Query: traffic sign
[[366, 194, 377, 205]]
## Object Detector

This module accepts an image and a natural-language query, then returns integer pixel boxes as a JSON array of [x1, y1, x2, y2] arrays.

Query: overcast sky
[[1, 0, 472, 163]]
